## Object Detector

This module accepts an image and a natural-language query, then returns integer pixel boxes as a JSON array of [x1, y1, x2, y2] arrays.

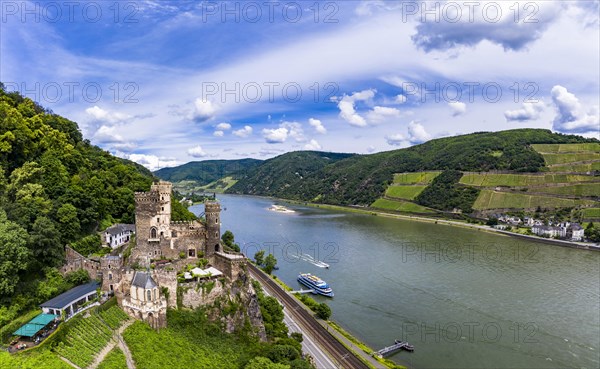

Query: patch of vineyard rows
[[53, 314, 113, 368], [99, 306, 130, 329]]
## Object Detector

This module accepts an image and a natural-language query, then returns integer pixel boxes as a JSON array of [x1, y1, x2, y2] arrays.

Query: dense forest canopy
[[0, 84, 154, 324]]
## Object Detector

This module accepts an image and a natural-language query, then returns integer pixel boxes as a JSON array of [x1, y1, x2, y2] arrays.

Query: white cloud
[[124, 154, 179, 171], [93, 125, 124, 143], [504, 101, 545, 122], [189, 98, 217, 122], [448, 102, 467, 117], [281, 121, 305, 142], [304, 139, 322, 150], [385, 133, 405, 146], [216, 122, 232, 130], [111, 142, 138, 151], [366, 106, 401, 124], [408, 121, 432, 144], [187, 145, 209, 158], [367, 145, 376, 153], [85, 106, 131, 124], [309, 118, 327, 134], [213, 130, 224, 137], [262, 127, 288, 143], [233, 125, 253, 138], [411, 1, 563, 52], [338, 89, 376, 127], [395, 94, 407, 104], [551, 85, 599, 134]]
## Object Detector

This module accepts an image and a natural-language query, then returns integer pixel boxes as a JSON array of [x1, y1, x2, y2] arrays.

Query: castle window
[[108, 273, 112, 281], [153, 289, 157, 300], [147, 290, 152, 301], [188, 249, 196, 257], [172, 230, 177, 238], [215, 244, 219, 252], [215, 218, 218, 224], [162, 207, 164, 211], [157, 217, 160, 223], [151, 228, 157, 239]]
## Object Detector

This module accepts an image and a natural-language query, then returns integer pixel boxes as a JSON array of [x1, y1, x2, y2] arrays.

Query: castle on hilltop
[[131, 181, 222, 265], [62, 181, 248, 330]]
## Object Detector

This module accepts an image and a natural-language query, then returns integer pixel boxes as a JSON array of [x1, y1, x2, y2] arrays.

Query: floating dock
[[376, 340, 414, 357]]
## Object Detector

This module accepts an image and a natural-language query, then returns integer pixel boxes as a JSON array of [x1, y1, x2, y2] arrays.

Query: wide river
[[191, 195, 599, 369]]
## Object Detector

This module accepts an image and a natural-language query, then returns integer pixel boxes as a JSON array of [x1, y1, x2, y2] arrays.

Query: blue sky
[[1, 0, 599, 170]]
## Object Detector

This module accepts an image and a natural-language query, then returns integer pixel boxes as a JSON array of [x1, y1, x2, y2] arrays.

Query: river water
[[190, 195, 599, 369]]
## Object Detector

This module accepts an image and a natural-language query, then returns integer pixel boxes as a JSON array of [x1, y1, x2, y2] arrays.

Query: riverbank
[[254, 266, 404, 369], [279, 199, 600, 251]]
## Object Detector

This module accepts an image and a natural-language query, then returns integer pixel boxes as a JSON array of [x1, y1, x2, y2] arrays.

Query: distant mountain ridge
[[154, 158, 262, 185], [155, 129, 598, 209]]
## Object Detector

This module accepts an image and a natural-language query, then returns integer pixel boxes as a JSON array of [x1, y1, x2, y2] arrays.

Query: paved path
[[58, 356, 82, 369], [88, 319, 135, 369], [316, 320, 386, 369]]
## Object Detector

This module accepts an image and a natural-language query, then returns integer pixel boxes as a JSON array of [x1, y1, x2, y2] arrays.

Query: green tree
[[486, 217, 498, 226], [585, 223, 600, 242], [290, 332, 303, 343], [30, 216, 63, 267], [0, 211, 31, 297], [315, 303, 331, 320], [222, 230, 234, 247], [171, 197, 197, 221], [263, 253, 277, 274], [221, 230, 240, 252], [267, 344, 300, 364], [65, 269, 91, 286], [254, 250, 265, 266], [289, 359, 313, 369], [57, 203, 80, 243], [36, 268, 69, 302], [258, 295, 288, 339], [244, 357, 290, 369]]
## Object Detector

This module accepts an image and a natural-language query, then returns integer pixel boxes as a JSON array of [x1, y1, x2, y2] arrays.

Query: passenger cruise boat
[[297, 273, 334, 297]]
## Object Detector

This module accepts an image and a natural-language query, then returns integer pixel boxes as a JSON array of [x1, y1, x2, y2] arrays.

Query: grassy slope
[[122, 321, 257, 369], [371, 198, 435, 213], [97, 347, 127, 369], [385, 185, 427, 200], [0, 350, 71, 369], [472, 190, 597, 210]]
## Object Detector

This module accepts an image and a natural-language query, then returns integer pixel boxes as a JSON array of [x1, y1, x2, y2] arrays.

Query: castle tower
[[205, 201, 221, 258], [154, 181, 172, 226], [134, 181, 173, 266]]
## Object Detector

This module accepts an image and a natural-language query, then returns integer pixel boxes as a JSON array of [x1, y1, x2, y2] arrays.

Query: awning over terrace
[[13, 314, 58, 337]]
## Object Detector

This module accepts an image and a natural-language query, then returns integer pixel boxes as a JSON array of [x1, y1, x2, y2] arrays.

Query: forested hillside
[[0, 85, 154, 325], [227, 151, 355, 198], [227, 129, 597, 205], [155, 159, 262, 184]]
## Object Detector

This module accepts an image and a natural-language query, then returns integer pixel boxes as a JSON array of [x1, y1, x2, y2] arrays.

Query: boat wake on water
[[290, 253, 330, 268]]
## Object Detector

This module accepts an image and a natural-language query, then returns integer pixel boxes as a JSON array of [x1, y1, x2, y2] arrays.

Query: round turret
[[205, 201, 221, 257]]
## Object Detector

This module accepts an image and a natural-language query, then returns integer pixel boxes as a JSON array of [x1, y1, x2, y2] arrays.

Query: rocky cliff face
[[180, 272, 267, 341]]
